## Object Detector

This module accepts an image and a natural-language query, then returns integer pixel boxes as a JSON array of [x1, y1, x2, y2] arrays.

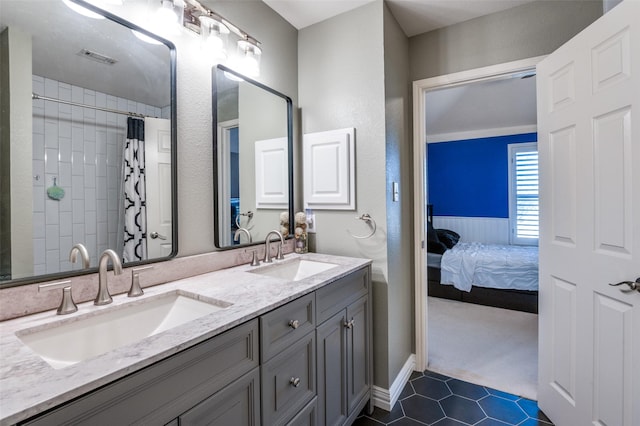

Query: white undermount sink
[[249, 258, 338, 281], [16, 291, 232, 369]]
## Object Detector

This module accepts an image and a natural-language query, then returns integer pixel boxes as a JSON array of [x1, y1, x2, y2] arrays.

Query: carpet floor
[[427, 296, 538, 401]]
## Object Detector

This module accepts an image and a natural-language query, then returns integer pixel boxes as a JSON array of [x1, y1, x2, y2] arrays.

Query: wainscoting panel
[[432, 216, 510, 244]]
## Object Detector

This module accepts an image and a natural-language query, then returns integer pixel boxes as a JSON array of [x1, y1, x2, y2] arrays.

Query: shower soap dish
[[47, 178, 65, 201]]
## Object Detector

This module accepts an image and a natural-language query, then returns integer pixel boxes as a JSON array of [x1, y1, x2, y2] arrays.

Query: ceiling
[[262, 0, 537, 37]]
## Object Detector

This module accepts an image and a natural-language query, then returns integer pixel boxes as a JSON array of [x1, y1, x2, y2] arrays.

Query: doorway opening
[[412, 56, 546, 399]]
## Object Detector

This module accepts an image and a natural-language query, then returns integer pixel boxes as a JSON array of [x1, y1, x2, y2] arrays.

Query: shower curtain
[[122, 117, 147, 262]]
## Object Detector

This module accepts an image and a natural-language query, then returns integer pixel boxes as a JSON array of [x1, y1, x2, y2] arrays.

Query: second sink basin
[[16, 291, 232, 369], [249, 258, 338, 281]]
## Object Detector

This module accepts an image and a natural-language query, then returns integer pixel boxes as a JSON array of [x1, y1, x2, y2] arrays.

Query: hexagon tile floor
[[354, 370, 553, 426]]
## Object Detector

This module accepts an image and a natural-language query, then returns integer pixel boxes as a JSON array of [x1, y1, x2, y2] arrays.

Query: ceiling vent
[[76, 49, 117, 65]]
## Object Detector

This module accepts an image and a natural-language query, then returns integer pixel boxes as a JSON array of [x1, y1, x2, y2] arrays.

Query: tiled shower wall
[[31, 76, 166, 275]]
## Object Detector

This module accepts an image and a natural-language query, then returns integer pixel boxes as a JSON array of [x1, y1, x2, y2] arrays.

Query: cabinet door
[[346, 295, 369, 414], [286, 397, 317, 426], [179, 367, 260, 426], [316, 310, 347, 426], [261, 331, 316, 426]]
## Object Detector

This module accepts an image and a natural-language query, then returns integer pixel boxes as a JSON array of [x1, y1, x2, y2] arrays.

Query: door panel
[[537, 1, 639, 425]]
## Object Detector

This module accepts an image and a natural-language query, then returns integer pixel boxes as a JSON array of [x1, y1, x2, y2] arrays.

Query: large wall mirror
[[0, 0, 177, 287], [213, 64, 293, 249]]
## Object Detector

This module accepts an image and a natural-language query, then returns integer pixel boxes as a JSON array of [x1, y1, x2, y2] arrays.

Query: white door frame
[[217, 119, 239, 247], [412, 55, 547, 371]]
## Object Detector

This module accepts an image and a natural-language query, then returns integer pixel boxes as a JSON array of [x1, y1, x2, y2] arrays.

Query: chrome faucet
[[234, 227, 252, 244], [95, 249, 122, 305], [69, 243, 90, 269], [263, 230, 285, 263]]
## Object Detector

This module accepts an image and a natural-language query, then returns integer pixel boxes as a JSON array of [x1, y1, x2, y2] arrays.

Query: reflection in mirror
[[0, 0, 177, 286], [213, 65, 293, 249]]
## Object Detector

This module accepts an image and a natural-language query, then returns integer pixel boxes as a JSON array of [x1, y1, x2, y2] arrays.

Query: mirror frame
[[212, 64, 294, 250], [1, 0, 178, 288]]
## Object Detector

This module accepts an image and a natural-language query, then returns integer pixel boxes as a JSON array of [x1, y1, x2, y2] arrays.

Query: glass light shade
[[200, 16, 229, 63], [232, 39, 262, 78], [155, 0, 184, 28]]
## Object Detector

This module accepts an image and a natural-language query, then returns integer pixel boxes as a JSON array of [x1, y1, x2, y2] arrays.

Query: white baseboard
[[372, 354, 416, 411]]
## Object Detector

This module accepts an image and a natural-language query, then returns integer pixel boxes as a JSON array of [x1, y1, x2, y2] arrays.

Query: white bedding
[[440, 242, 538, 292]]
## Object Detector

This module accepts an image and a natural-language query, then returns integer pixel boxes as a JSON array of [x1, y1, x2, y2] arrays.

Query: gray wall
[[383, 3, 414, 388], [299, 1, 393, 387], [409, 0, 603, 81], [299, 0, 415, 389]]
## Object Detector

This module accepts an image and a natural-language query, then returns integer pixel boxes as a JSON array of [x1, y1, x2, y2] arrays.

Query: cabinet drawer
[[261, 331, 316, 426], [316, 267, 369, 323], [261, 293, 315, 361], [22, 320, 259, 426]]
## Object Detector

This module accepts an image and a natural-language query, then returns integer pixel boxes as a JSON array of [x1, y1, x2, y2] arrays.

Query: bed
[[426, 205, 539, 314]]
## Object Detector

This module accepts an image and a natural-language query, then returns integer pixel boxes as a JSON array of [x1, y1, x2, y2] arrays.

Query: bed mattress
[[440, 242, 538, 292]]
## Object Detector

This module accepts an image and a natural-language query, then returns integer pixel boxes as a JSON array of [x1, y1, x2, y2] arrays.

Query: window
[[509, 142, 539, 245]]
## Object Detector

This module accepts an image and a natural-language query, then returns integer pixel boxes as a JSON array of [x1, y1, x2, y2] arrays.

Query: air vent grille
[[76, 49, 117, 65]]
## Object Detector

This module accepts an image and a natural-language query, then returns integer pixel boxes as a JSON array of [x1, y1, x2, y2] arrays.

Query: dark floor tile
[[367, 404, 405, 424], [517, 398, 552, 422], [401, 394, 445, 424], [475, 418, 511, 426], [423, 370, 450, 381], [431, 417, 468, 425], [398, 381, 416, 400], [485, 387, 520, 401], [439, 395, 486, 424], [388, 417, 427, 426], [410, 370, 425, 380], [412, 376, 452, 400], [446, 378, 489, 400], [478, 396, 528, 425], [352, 416, 386, 426]]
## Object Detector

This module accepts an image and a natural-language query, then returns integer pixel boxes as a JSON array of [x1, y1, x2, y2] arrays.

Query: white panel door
[[537, 2, 639, 425], [145, 117, 172, 258], [255, 137, 288, 209], [303, 128, 355, 210]]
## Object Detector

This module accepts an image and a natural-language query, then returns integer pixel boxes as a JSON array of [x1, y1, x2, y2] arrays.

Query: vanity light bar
[[182, 0, 261, 48]]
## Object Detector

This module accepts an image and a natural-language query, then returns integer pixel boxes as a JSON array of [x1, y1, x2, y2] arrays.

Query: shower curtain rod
[[32, 93, 157, 119]]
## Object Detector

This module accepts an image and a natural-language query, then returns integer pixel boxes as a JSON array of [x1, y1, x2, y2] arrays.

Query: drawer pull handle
[[344, 319, 355, 329], [290, 377, 301, 387], [288, 319, 300, 329]]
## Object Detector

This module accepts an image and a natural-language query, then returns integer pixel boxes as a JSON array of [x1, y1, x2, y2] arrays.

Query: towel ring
[[347, 214, 377, 239], [235, 211, 254, 229]]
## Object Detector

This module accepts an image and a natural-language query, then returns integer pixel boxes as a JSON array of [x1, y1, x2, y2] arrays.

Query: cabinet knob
[[288, 319, 300, 329], [344, 319, 355, 329], [289, 377, 301, 387]]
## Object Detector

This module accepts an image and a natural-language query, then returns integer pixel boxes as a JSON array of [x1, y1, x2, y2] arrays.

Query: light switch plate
[[305, 209, 316, 233]]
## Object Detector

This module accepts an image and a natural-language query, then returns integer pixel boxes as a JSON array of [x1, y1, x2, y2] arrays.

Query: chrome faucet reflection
[[263, 230, 285, 264], [95, 249, 123, 305], [69, 243, 90, 269], [234, 227, 252, 244]]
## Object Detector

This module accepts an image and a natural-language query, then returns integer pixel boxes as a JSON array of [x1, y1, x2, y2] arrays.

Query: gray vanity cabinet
[[316, 267, 372, 426], [20, 320, 259, 426], [18, 264, 371, 426]]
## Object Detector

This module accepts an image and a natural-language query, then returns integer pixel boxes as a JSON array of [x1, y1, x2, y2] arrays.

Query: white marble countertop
[[0, 253, 371, 425]]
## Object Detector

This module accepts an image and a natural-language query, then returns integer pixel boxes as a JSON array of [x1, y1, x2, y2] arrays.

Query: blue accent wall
[[427, 133, 537, 218]]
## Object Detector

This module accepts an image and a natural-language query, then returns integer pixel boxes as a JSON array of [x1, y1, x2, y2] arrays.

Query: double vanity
[[0, 253, 372, 425]]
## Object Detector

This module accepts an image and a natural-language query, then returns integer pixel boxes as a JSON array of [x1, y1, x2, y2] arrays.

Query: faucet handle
[[128, 266, 153, 297], [245, 249, 261, 267], [275, 241, 285, 260], [39, 280, 78, 315]]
